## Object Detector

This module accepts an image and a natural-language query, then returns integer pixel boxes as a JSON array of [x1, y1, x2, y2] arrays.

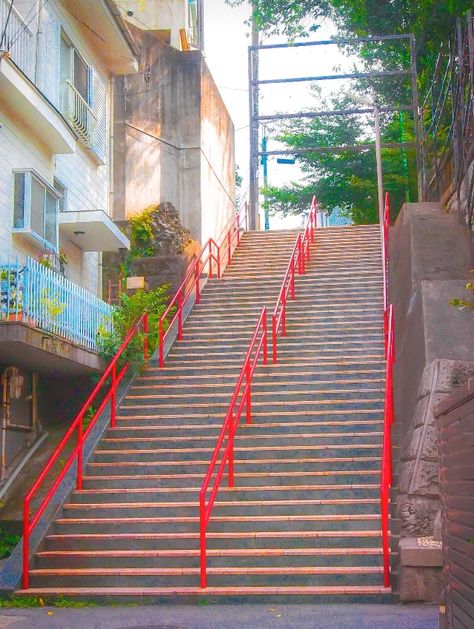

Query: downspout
[[34, 0, 42, 84]]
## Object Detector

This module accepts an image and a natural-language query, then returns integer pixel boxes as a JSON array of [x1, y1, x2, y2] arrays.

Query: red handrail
[[381, 192, 394, 588], [271, 196, 317, 363], [381, 303, 395, 587], [22, 312, 149, 589], [158, 210, 244, 368], [382, 192, 390, 352], [199, 307, 268, 588]]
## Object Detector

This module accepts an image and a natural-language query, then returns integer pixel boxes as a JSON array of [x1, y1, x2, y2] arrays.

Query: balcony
[[59, 209, 130, 252], [0, 0, 34, 79], [0, 257, 113, 353], [61, 80, 106, 164]]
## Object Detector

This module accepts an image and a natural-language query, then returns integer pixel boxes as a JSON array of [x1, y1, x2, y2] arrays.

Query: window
[[59, 30, 107, 163], [60, 32, 90, 105], [53, 178, 67, 213], [12, 171, 60, 250]]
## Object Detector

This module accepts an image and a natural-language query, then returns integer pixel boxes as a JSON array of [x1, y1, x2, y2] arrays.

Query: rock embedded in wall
[[396, 358, 474, 537]]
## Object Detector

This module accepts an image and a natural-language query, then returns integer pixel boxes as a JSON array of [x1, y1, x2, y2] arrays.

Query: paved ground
[[0, 603, 438, 628]]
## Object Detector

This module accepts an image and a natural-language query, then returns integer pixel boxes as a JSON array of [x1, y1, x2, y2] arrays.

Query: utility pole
[[248, 4, 259, 230], [374, 102, 384, 225], [261, 129, 270, 230]]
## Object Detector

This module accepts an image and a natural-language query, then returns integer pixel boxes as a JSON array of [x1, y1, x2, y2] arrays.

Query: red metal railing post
[[208, 241, 213, 279], [200, 493, 207, 589], [110, 363, 117, 428], [282, 292, 287, 337], [195, 259, 201, 304], [299, 236, 305, 275], [217, 244, 221, 279], [178, 290, 183, 340], [227, 230, 232, 264], [159, 320, 164, 368], [228, 409, 234, 487], [76, 416, 83, 490], [381, 485, 390, 587], [22, 502, 29, 589], [246, 360, 251, 424], [272, 314, 277, 364], [143, 312, 149, 362], [290, 257, 296, 300], [263, 308, 268, 365], [237, 214, 241, 246]]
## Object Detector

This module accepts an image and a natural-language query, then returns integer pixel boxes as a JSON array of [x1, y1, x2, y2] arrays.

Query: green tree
[[263, 92, 417, 223]]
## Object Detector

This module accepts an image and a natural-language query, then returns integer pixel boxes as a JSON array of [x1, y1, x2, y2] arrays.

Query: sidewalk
[[0, 603, 438, 629]]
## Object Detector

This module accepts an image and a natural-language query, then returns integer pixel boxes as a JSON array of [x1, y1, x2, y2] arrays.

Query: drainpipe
[[34, 0, 43, 84]]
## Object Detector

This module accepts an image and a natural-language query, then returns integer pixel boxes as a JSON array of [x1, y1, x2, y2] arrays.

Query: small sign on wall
[[126, 276, 147, 290]]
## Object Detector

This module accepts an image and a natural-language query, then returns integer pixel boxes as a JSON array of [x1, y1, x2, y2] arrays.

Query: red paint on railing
[[199, 307, 268, 588], [381, 193, 394, 588], [381, 304, 395, 587], [22, 312, 149, 589], [272, 196, 317, 363], [158, 211, 245, 368], [382, 192, 390, 354]]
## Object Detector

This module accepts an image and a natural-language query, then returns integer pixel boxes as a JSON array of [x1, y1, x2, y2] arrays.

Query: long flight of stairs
[[19, 226, 390, 601]]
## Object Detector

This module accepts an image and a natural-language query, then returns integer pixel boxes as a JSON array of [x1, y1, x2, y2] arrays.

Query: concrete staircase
[[20, 226, 390, 601]]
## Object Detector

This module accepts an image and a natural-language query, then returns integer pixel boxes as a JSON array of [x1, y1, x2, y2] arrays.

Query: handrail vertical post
[[159, 320, 164, 368], [272, 314, 277, 364], [237, 214, 241, 245], [178, 290, 183, 340], [111, 363, 117, 428], [217, 244, 221, 279], [143, 312, 149, 362], [246, 360, 251, 424], [290, 257, 295, 300], [77, 416, 83, 490], [263, 308, 268, 365], [195, 260, 201, 304], [208, 241, 213, 279], [282, 292, 287, 337], [22, 502, 29, 589], [228, 409, 234, 487], [200, 495, 207, 589], [227, 230, 232, 264]]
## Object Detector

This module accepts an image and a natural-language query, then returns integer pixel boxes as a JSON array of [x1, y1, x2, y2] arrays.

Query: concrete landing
[[0, 603, 438, 628]]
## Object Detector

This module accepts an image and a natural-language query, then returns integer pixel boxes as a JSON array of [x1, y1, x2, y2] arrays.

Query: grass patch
[[0, 527, 21, 560], [0, 595, 96, 608], [0, 596, 43, 608]]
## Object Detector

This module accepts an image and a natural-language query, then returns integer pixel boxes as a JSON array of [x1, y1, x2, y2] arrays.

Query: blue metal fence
[[0, 256, 114, 352]]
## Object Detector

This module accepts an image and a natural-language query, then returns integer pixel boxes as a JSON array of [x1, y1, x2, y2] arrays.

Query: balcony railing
[[0, 256, 113, 352], [61, 80, 97, 147], [0, 0, 34, 78]]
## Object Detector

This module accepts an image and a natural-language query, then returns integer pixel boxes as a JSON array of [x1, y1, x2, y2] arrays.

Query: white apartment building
[[0, 0, 138, 294]]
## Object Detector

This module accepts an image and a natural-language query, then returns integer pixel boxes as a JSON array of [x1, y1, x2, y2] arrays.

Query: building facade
[[0, 0, 138, 483]]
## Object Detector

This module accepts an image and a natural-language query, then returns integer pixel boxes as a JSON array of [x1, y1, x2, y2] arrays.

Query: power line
[[0, 0, 14, 49], [8, 0, 49, 50]]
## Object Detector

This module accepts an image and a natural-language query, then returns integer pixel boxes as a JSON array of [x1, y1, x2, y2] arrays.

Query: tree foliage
[[228, 0, 471, 222], [263, 92, 417, 224]]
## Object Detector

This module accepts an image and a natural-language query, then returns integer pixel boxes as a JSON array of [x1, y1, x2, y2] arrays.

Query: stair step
[[15, 585, 392, 602], [24, 225, 389, 598]]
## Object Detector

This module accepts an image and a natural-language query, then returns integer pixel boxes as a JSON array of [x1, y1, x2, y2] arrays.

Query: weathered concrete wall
[[200, 68, 235, 243], [113, 27, 235, 245], [389, 202, 474, 601]]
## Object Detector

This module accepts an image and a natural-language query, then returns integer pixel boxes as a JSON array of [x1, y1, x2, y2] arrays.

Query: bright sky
[[202, 1, 363, 228]]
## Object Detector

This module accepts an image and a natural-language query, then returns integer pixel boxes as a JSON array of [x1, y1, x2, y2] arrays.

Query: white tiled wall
[[0, 0, 112, 297]]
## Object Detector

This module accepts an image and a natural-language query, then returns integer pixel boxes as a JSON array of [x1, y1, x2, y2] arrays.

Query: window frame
[[12, 169, 60, 252], [60, 29, 91, 106], [53, 177, 68, 213]]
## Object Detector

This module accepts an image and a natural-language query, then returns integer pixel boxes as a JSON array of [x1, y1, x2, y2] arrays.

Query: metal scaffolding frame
[[248, 34, 422, 229]]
